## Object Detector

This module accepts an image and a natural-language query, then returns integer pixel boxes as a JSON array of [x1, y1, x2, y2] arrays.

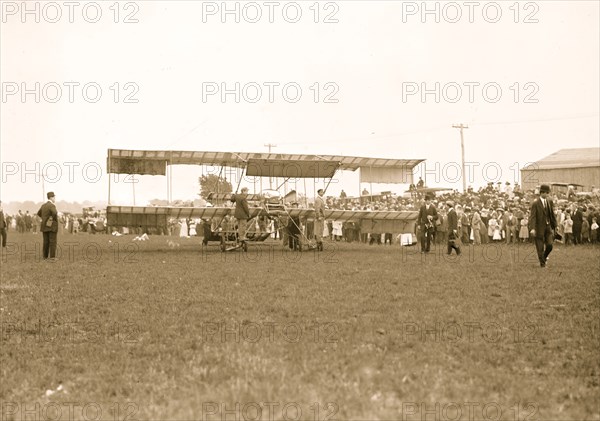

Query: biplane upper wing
[[107, 149, 424, 176]]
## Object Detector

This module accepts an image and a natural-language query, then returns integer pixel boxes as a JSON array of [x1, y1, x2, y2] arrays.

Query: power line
[[475, 113, 599, 127], [166, 119, 208, 148], [279, 125, 449, 146]]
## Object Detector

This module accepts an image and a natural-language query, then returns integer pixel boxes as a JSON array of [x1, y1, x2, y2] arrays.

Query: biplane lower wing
[[106, 206, 261, 229], [107, 206, 418, 234], [406, 187, 454, 193], [288, 209, 419, 234]]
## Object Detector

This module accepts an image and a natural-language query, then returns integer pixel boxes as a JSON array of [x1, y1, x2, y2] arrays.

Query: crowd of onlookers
[[319, 182, 600, 245], [163, 181, 600, 247], [1, 211, 106, 235], [4, 181, 600, 247], [3, 210, 41, 234]]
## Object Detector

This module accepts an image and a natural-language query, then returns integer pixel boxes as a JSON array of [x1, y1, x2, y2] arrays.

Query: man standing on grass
[[37, 192, 58, 261], [314, 188, 325, 251], [230, 187, 250, 244], [529, 184, 557, 268], [471, 207, 482, 245], [446, 201, 461, 256], [572, 206, 583, 245], [417, 192, 437, 253], [504, 209, 517, 244]]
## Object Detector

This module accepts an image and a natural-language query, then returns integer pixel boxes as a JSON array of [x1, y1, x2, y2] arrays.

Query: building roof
[[522, 148, 600, 170]]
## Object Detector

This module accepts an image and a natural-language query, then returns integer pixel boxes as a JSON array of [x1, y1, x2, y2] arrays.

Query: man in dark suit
[[418, 193, 437, 253], [287, 202, 301, 250], [230, 187, 250, 244], [529, 185, 557, 268], [572, 207, 583, 245], [0, 201, 7, 248], [314, 189, 326, 251], [446, 201, 461, 255], [37, 191, 58, 260], [504, 209, 517, 244]]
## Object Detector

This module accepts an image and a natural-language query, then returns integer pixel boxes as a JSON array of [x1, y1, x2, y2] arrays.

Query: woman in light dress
[[332, 220, 343, 240], [519, 213, 529, 242], [188, 218, 197, 236], [488, 212, 501, 241], [487, 211, 496, 241], [179, 219, 189, 238], [563, 213, 573, 245], [555, 209, 565, 243]]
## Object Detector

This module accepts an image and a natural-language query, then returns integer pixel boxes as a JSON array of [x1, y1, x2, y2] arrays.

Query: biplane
[[105, 149, 425, 252]]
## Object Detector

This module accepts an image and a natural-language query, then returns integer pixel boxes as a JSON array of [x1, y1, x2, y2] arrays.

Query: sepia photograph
[[1, 1, 599, 420]]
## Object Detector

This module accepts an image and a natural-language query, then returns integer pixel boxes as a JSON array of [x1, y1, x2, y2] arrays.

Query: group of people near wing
[[1, 181, 599, 266], [328, 182, 600, 249], [416, 185, 558, 267], [223, 187, 325, 252]]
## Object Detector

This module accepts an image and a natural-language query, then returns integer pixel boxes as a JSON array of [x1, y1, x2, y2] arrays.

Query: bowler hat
[[540, 184, 550, 193]]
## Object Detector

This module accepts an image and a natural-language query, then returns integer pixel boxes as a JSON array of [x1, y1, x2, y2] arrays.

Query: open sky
[[1, 0, 598, 204]]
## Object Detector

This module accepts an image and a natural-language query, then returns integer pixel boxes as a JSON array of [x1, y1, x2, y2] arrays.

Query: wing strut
[[323, 162, 342, 195], [232, 154, 248, 194], [275, 177, 292, 191]]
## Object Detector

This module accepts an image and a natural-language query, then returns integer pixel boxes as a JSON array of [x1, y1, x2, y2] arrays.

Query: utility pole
[[132, 175, 136, 206], [452, 124, 469, 193], [264, 143, 277, 189]]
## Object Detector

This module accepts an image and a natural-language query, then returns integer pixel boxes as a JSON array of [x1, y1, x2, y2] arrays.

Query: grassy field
[[1, 232, 599, 421]]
